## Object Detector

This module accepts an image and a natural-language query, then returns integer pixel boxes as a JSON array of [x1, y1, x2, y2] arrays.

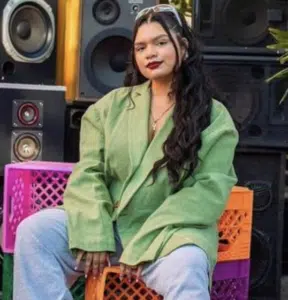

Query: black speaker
[[65, 0, 158, 102], [282, 156, 288, 275], [203, 54, 288, 149], [234, 148, 285, 300], [0, 83, 66, 176], [0, 0, 58, 84], [64, 102, 92, 163], [193, 0, 288, 55]]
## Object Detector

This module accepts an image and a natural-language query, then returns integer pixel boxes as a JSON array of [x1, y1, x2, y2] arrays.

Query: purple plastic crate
[[212, 260, 250, 300], [2, 161, 74, 253]]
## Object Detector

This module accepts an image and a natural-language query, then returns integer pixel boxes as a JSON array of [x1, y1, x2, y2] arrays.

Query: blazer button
[[114, 201, 120, 208]]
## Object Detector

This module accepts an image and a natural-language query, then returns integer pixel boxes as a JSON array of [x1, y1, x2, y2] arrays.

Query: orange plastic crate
[[217, 186, 253, 262], [85, 267, 162, 300]]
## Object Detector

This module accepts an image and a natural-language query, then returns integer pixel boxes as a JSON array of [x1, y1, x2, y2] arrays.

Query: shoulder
[[81, 85, 132, 122], [92, 86, 132, 113], [200, 98, 239, 145], [207, 98, 237, 133], [210, 99, 234, 124]]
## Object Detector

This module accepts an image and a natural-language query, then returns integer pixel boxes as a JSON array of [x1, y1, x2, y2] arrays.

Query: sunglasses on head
[[135, 4, 183, 27]]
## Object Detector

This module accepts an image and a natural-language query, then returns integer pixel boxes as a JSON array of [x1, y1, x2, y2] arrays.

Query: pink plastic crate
[[2, 161, 74, 253]]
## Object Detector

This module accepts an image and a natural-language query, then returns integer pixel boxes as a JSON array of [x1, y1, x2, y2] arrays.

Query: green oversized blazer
[[62, 80, 239, 279]]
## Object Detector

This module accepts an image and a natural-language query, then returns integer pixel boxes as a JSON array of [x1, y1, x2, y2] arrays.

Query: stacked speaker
[[63, 0, 158, 162], [0, 0, 67, 295], [193, 1, 288, 299]]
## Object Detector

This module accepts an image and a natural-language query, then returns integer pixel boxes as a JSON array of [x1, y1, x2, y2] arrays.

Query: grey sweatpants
[[13, 208, 210, 300]]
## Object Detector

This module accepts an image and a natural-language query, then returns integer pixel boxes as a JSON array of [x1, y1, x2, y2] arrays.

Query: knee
[[15, 209, 66, 250], [15, 213, 42, 247], [168, 245, 209, 275]]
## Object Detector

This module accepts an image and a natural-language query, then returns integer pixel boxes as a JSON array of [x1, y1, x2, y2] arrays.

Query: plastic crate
[[217, 186, 253, 262], [2, 161, 74, 253], [2, 162, 253, 260], [212, 260, 250, 299], [85, 260, 250, 300]]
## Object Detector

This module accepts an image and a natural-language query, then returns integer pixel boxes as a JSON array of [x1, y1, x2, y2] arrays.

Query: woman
[[13, 4, 238, 300]]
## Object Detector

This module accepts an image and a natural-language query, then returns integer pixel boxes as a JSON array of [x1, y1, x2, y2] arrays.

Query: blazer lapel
[[128, 80, 151, 171], [114, 95, 174, 219]]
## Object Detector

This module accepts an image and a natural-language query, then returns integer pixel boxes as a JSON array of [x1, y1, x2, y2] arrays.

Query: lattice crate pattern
[[217, 186, 253, 262], [211, 260, 250, 300], [2, 161, 74, 253], [85, 267, 163, 300], [85, 260, 250, 300]]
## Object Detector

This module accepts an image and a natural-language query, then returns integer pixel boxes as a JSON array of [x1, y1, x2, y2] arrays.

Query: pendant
[[152, 122, 157, 132]]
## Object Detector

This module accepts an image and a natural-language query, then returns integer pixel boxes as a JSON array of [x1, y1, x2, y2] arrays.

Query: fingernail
[[85, 274, 87, 279], [74, 266, 78, 270]]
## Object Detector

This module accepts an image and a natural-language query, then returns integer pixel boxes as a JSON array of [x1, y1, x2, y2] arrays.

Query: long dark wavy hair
[[124, 9, 213, 191]]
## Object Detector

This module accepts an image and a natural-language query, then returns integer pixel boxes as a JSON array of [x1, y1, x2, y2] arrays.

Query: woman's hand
[[75, 250, 111, 278], [120, 263, 143, 283]]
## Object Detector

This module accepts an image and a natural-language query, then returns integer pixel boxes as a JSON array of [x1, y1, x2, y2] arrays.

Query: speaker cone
[[208, 66, 260, 130], [223, 0, 268, 45], [84, 29, 132, 96], [13, 134, 41, 161], [3, 0, 55, 63], [17, 102, 39, 126], [93, 0, 120, 25], [244, 181, 272, 212], [250, 229, 272, 289]]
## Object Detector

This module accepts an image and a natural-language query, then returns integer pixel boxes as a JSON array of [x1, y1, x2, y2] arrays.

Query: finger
[[92, 253, 100, 278], [125, 266, 133, 283], [136, 265, 143, 282], [106, 254, 111, 267], [85, 252, 93, 278], [120, 264, 126, 281], [99, 252, 107, 275], [75, 250, 85, 270]]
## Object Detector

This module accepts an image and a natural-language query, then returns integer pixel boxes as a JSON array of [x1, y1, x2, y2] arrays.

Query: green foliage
[[159, 0, 193, 23], [266, 28, 288, 104]]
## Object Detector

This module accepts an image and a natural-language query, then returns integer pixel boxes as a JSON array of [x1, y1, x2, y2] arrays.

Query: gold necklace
[[150, 102, 175, 133]]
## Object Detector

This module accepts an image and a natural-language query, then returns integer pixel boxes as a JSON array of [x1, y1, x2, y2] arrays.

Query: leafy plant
[[160, 0, 193, 26], [266, 28, 288, 104]]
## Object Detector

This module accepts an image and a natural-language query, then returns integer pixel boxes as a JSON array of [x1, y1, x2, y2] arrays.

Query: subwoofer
[[203, 54, 288, 149], [0, 0, 58, 84], [0, 83, 66, 176], [234, 148, 285, 300], [64, 0, 158, 102], [193, 0, 288, 55]]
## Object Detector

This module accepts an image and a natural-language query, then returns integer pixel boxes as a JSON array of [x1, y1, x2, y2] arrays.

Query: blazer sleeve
[[63, 100, 115, 253], [119, 101, 239, 265]]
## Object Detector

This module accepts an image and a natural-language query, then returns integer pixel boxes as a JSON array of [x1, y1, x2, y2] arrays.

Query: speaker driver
[[13, 133, 41, 161], [223, 0, 268, 45], [17, 102, 39, 126], [3, 0, 55, 63], [84, 29, 132, 96], [208, 67, 260, 130], [244, 181, 272, 212], [93, 0, 120, 25], [250, 229, 272, 289]]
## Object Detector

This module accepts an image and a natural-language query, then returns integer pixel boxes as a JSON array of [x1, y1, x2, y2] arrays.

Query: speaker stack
[[63, 0, 159, 163], [193, 1, 288, 299], [0, 0, 66, 293]]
